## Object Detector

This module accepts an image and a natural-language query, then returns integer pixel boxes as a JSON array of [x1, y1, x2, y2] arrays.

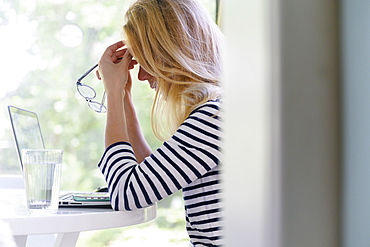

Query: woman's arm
[[98, 41, 133, 148], [98, 101, 223, 211], [98, 41, 152, 160], [123, 89, 153, 163], [105, 91, 128, 148]]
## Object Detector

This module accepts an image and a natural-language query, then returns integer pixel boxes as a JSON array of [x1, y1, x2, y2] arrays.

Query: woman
[[97, 0, 223, 246]]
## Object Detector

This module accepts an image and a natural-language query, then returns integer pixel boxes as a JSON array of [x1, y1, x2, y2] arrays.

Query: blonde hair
[[124, 0, 223, 141]]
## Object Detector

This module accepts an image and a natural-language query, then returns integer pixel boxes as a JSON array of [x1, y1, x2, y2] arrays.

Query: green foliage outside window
[[0, 0, 217, 245]]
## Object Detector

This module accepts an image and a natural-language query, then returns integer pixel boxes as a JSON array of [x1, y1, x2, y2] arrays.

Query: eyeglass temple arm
[[76, 57, 124, 84], [76, 64, 98, 84]]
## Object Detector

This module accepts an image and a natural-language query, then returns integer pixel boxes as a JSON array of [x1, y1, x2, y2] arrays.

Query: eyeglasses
[[76, 63, 107, 113]]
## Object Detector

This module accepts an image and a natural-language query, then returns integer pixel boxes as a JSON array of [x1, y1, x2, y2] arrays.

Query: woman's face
[[138, 66, 157, 90]]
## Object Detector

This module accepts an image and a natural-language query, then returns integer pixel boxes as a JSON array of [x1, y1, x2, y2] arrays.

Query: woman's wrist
[[106, 89, 126, 100], [106, 90, 126, 112]]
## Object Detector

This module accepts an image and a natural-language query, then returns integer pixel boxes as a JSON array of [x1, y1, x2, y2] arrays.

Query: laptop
[[8, 105, 111, 208]]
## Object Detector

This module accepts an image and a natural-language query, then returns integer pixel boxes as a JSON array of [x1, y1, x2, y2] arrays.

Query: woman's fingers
[[96, 41, 137, 87], [128, 60, 137, 70], [96, 70, 101, 80], [105, 41, 125, 57]]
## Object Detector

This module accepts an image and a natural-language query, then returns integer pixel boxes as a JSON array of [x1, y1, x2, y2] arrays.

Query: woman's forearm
[[124, 93, 152, 163], [105, 91, 129, 149]]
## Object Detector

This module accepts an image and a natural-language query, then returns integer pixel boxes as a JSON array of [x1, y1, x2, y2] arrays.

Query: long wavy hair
[[123, 0, 223, 141]]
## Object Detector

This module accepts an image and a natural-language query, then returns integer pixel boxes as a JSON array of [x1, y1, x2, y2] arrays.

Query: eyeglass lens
[[88, 101, 107, 113], [77, 84, 96, 99], [76, 63, 107, 113]]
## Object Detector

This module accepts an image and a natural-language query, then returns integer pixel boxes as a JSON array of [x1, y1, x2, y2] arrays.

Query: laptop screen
[[8, 106, 45, 168]]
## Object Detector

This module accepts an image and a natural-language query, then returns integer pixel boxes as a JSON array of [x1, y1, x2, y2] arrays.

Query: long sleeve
[[98, 101, 222, 211]]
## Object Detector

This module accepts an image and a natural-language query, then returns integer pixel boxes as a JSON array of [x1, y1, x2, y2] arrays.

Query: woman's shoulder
[[173, 99, 222, 149], [184, 99, 223, 128], [190, 99, 222, 116]]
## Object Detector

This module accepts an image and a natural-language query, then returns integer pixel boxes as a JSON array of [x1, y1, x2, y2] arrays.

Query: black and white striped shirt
[[98, 100, 223, 246]]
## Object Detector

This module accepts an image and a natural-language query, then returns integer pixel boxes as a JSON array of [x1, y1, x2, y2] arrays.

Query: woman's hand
[[97, 41, 137, 95]]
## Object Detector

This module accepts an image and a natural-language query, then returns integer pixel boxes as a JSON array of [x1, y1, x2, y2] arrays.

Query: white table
[[0, 189, 157, 247]]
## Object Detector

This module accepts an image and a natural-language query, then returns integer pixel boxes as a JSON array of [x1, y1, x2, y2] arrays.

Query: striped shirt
[[98, 100, 223, 246]]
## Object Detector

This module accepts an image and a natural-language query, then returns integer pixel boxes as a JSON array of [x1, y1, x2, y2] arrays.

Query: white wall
[[222, 0, 274, 246], [223, 1, 340, 246]]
